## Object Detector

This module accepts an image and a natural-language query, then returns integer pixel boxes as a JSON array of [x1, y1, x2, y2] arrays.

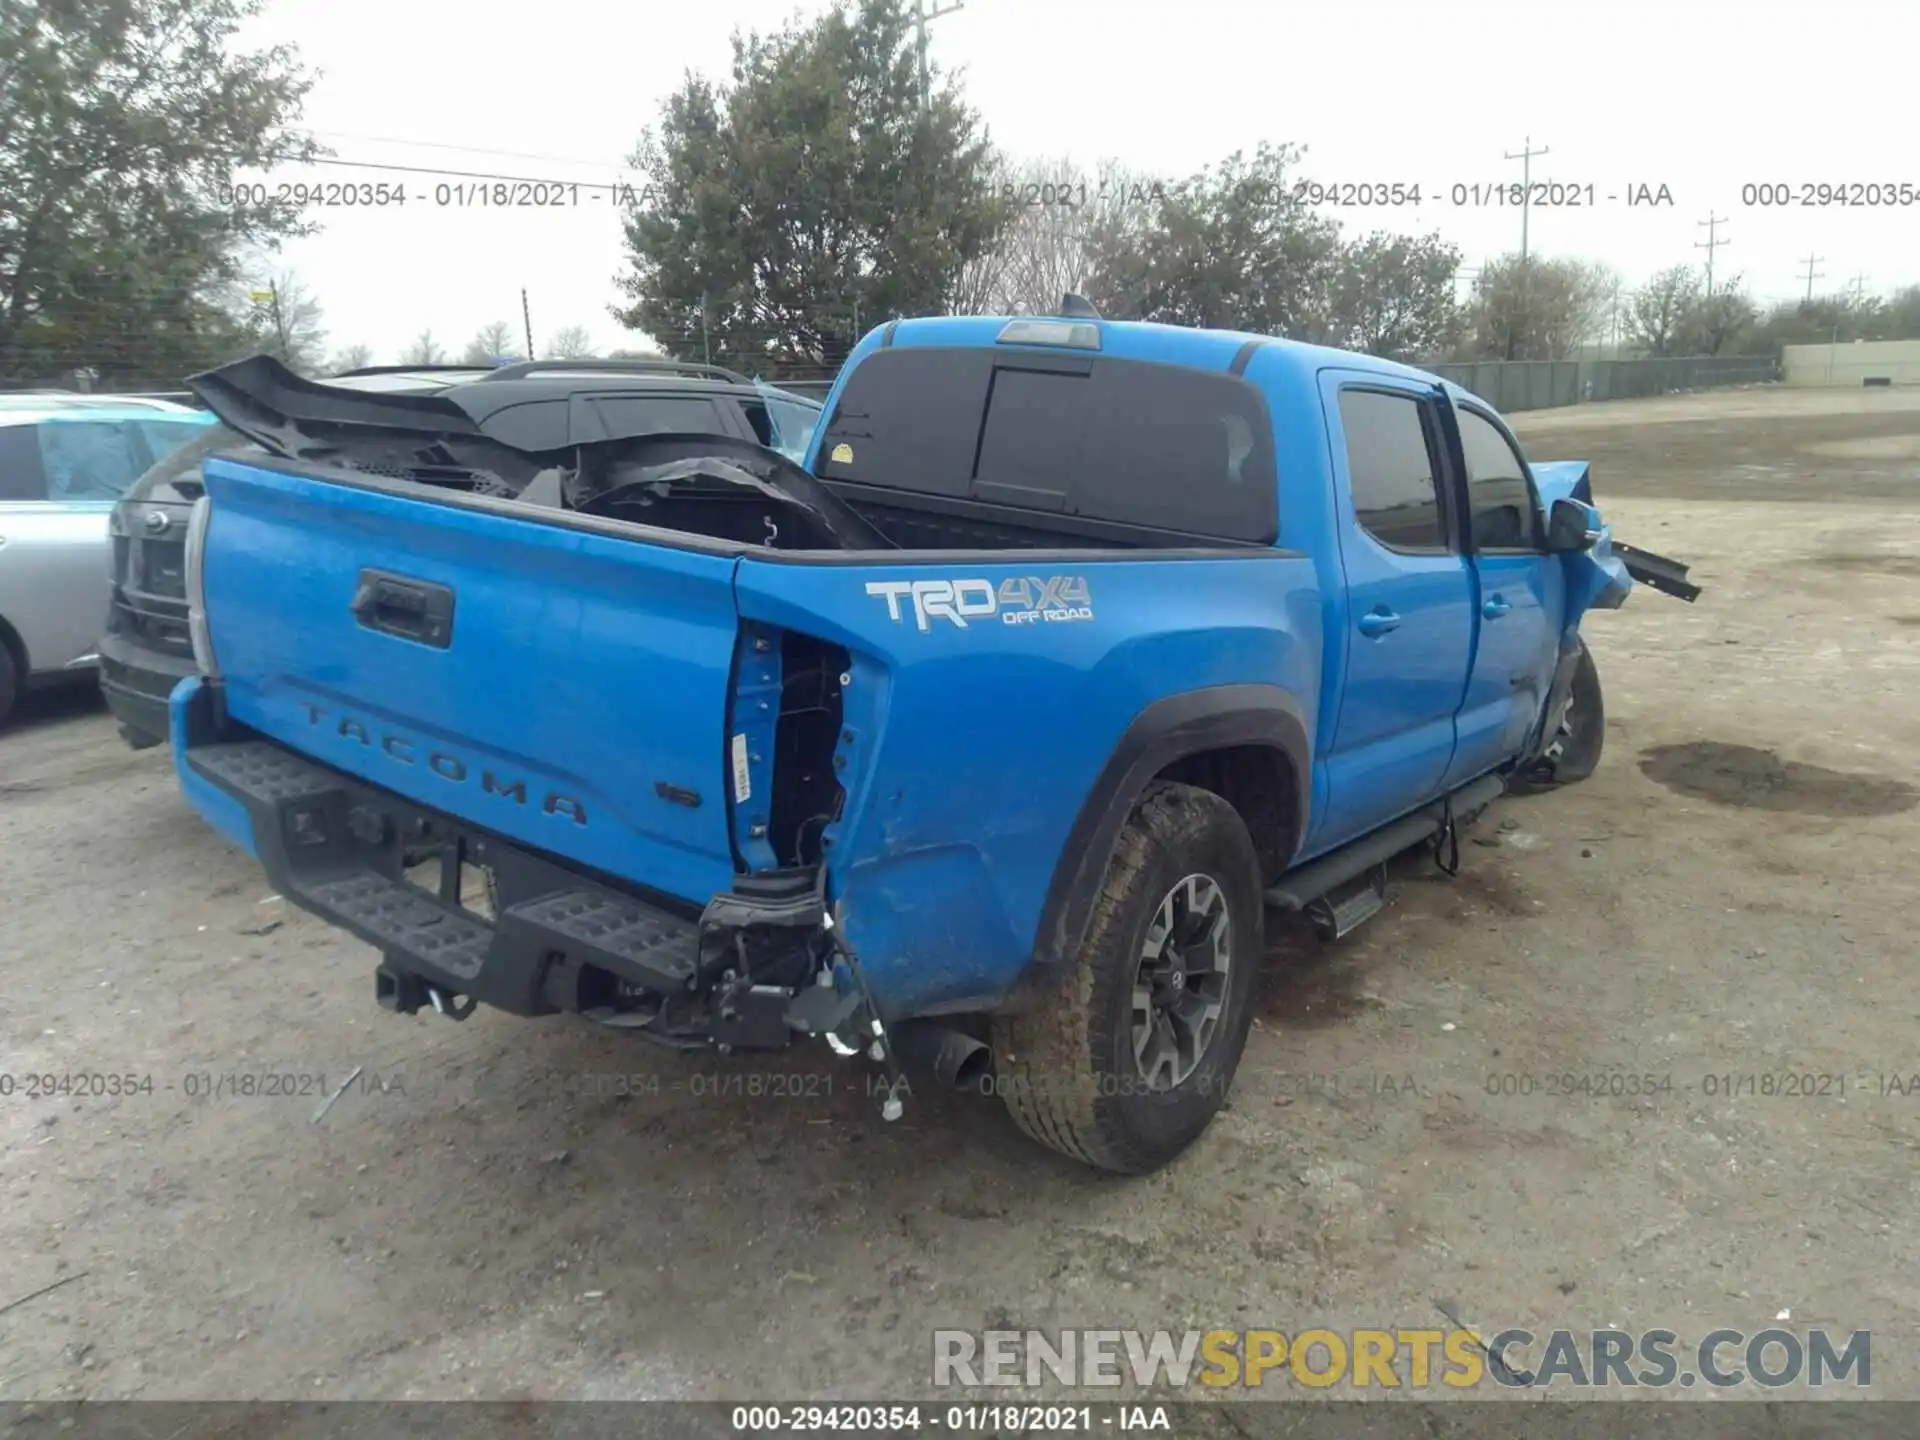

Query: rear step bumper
[[181, 718, 861, 1051]]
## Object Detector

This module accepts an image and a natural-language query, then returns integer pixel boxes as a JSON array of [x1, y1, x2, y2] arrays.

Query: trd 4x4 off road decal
[[864, 576, 1094, 632]]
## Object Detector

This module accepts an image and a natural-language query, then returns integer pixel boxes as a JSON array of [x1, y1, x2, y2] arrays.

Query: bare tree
[[238, 270, 328, 373], [327, 343, 373, 373], [460, 321, 523, 366], [399, 329, 447, 365], [543, 325, 596, 359], [954, 155, 1166, 315], [1464, 254, 1613, 360], [1627, 265, 1700, 356]]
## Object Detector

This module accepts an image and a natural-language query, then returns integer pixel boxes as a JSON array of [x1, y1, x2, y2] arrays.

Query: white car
[[0, 398, 214, 726]]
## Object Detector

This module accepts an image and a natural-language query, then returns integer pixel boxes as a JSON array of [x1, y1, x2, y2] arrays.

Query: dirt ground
[[3, 384, 1919, 1408]]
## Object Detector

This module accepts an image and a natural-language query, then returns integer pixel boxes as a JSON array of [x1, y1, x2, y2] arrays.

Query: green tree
[[1879, 285, 1920, 340], [1085, 143, 1341, 338], [1323, 231, 1462, 360], [610, 0, 1005, 374], [0, 0, 322, 384]]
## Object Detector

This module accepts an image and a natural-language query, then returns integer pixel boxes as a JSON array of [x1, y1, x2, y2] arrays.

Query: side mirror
[[1546, 497, 1601, 553]]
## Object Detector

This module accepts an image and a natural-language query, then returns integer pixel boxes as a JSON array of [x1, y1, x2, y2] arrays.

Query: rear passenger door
[[1317, 375, 1474, 848], [1442, 401, 1563, 786]]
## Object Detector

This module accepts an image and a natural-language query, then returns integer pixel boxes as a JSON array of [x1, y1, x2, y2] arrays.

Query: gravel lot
[[3, 384, 1918, 1406]]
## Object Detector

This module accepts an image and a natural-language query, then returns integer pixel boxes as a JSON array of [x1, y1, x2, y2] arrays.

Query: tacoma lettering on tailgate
[[299, 703, 588, 825]]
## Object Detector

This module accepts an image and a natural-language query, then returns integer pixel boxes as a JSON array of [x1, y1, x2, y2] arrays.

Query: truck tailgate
[[196, 453, 741, 905]]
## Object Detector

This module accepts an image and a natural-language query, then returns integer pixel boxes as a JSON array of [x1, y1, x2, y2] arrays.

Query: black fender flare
[[1007, 684, 1311, 1009]]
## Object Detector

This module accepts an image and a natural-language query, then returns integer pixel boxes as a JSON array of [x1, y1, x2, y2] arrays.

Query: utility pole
[[1849, 272, 1869, 306], [699, 290, 711, 366], [1503, 135, 1549, 360], [912, 0, 964, 111], [268, 279, 289, 360], [1798, 251, 1825, 304], [1694, 213, 1729, 296], [521, 288, 535, 361]]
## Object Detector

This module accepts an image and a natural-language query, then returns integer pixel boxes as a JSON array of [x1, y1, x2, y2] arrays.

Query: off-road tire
[[991, 782, 1262, 1174]]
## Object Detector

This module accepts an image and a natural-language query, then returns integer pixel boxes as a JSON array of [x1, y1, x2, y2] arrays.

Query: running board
[[1265, 773, 1507, 912]]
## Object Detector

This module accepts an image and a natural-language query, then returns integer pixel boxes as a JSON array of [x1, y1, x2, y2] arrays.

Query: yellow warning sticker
[[830, 442, 854, 464]]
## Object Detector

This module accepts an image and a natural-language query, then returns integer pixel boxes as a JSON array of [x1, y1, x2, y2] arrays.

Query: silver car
[[0, 399, 215, 726]]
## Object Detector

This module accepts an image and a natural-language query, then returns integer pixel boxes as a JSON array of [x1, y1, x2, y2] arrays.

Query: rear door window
[[1338, 389, 1447, 551], [816, 348, 1276, 542], [586, 393, 730, 441], [36, 419, 153, 500]]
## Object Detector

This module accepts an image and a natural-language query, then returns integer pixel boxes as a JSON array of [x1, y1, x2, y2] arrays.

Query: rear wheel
[[991, 782, 1262, 1174]]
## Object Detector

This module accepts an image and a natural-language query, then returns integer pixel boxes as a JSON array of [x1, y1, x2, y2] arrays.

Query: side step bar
[[1265, 772, 1507, 913]]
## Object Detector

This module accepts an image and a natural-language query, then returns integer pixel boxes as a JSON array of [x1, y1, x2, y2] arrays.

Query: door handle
[[1482, 595, 1511, 619], [1357, 607, 1401, 638]]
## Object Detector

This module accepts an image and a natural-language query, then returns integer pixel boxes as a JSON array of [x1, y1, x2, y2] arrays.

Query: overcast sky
[[238, 0, 1917, 364]]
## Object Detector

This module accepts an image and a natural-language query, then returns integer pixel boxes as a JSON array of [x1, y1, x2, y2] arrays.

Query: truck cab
[[166, 308, 1688, 1173]]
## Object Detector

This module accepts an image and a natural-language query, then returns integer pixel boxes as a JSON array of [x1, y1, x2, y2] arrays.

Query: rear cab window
[[815, 348, 1278, 543]]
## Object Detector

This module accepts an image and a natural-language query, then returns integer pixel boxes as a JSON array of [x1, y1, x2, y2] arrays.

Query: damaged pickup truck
[[168, 306, 1698, 1174]]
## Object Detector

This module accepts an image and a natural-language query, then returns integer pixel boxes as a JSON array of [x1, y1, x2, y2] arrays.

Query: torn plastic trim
[[188, 353, 893, 550], [189, 354, 488, 457], [576, 449, 895, 551]]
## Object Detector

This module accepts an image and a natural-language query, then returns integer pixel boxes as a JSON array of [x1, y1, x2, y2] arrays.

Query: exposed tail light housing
[[183, 494, 220, 678]]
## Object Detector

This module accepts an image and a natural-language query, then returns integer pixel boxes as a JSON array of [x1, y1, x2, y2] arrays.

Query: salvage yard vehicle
[[0, 400, 214, 727], [101, 359, 822, 748], [164, 302, 1699, 1173]]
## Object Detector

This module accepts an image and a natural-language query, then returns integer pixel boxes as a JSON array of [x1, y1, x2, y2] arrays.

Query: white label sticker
[[731, 732, 752, 804]]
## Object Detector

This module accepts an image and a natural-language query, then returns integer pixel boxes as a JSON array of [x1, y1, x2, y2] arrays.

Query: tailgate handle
[[352, 569, 454, 649]]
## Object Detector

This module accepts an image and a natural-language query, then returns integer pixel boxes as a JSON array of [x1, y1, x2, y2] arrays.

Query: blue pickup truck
[[167, 304, 1696, 1173]]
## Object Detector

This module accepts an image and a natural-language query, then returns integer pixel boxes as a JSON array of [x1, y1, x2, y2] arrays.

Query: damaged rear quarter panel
[[732, 550, 1322, 1016]]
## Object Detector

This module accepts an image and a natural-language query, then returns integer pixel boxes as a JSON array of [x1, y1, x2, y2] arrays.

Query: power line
[[1798, 251, 1825, 304], [1502, 135, 1548, 360], [1694, 213, 1729, 297], [290, 127, 631, 173], [912, 0, 965, 111]]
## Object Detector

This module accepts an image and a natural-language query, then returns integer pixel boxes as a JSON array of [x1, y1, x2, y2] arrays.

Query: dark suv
[[100, 358, 822, 748]]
